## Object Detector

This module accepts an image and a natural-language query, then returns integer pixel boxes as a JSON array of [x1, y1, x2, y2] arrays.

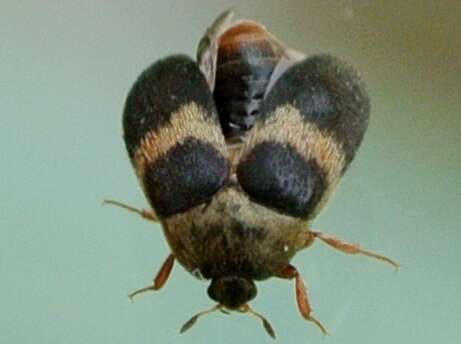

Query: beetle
[[105, 10, 398, 339]]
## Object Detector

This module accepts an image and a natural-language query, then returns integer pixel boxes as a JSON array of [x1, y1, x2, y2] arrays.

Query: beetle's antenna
[[180, 304, 276, 339], [180, 304, 222, 334], [239, 304, 276, 339]]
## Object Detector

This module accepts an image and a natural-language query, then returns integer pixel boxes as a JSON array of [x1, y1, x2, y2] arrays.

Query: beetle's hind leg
[[102, 199, 158, 222], [303, 231, 399, 270], [276, 264, 328, 335], [128, 254, 175, 300]]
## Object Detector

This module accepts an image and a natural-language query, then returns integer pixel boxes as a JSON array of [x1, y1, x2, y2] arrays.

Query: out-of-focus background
[[1, 1, 459, 343]]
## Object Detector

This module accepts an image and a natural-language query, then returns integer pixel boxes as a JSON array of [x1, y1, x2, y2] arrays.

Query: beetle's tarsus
[[128, 254, 175, 300], [311, 231, 400, 270], [128, 285, 156, 301], [103, 199, 158, 222]]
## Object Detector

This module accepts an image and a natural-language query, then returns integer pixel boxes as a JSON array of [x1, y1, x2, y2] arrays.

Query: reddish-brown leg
[[310, 231, 400, 270], [129, 254, 175, 300], [103, 199, 158, 222], [276, 265, 328, 335]]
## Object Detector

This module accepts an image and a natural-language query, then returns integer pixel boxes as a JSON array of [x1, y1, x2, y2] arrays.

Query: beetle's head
[[180, 276, 274, 338], [207, 276, 257, 309]]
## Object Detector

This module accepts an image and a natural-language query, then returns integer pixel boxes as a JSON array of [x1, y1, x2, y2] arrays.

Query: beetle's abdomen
[[213, 22, 283, 141]]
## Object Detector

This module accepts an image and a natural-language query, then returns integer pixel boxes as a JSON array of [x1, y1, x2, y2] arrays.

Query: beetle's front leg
[[128, 254, 175, 300], [275, 264, 328, 335]]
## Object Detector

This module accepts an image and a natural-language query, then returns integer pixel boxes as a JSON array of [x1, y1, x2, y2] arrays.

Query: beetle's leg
[[306, 231, 399, 270], [275, 264, 328, 335], [128, 254, 175, 300], [103, 199, 157, 222]]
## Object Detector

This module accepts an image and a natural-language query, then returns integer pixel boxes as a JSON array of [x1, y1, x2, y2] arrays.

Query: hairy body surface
[[109, 9, 398, 339]]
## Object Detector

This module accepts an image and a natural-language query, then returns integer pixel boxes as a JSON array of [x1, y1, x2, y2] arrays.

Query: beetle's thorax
[[162, 184, 307, 281]]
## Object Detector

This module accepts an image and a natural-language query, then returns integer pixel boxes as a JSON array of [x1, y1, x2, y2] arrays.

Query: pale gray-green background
[[1, 1, 460, 343]]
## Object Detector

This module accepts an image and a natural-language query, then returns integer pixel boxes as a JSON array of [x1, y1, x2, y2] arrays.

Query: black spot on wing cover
[[262, 54, 370, 170], [123, 54, 217, 158], [143, 137, 229, 218], [237, 141, 326, 218]]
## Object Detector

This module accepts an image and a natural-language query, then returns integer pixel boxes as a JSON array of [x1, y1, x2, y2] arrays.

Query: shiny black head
[[207, 276, 257, 309]]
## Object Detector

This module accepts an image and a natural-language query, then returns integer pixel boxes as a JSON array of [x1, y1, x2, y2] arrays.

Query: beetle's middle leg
[[300, 231, 399, 269], [103, 199, 158, 222]]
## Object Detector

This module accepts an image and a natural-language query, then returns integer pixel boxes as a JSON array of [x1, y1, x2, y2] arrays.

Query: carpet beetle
[[106, 9, 398, 339]]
